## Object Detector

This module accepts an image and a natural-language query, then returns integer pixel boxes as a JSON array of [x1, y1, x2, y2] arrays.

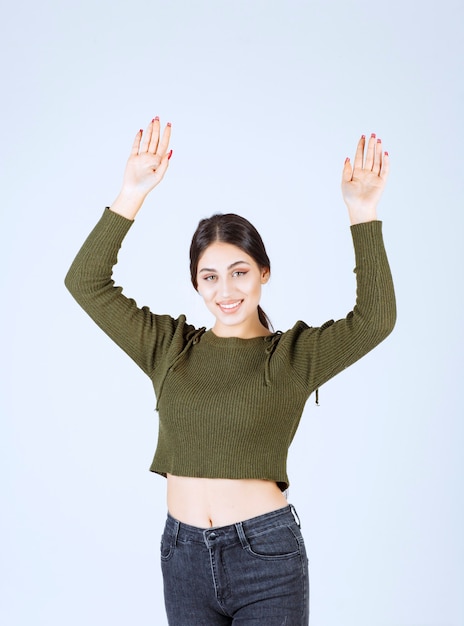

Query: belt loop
[[290, 504, 301, 528], [235, 522, 249, 549], [173, 519, 180, 547]]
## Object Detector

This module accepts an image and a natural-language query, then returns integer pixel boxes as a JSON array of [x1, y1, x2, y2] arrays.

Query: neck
[[211, 320, 272, 339]]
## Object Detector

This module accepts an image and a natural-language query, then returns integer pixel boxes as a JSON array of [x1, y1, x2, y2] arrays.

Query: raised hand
[[341, 134, 389, 225], [110, 117, 172, 220]]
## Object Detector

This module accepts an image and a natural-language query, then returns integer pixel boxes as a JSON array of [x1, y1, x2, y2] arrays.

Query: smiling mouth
[[217, 300, 242, 313]]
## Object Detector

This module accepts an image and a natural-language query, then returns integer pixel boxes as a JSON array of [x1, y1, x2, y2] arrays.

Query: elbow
[[64, 268, 73, 293], [385, 296, 397, 337], [64, 265, 77, 296], [362, 299, 397, 349], [375, 302, 397, 344], [64, 267, 74, 293], [381, 316, 396, 343], [64, 263, 85, 300], [388, 307, 397, 336]]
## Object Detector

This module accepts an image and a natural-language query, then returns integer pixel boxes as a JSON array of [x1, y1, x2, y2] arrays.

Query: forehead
[[198, 241, 254, 268]]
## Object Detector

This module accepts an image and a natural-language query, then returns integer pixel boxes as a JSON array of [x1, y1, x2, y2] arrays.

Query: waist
[[166, 474, 289, 528], [164, 504, 301, 542]]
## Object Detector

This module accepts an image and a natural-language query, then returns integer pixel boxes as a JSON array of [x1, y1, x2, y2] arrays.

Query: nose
[[219, 276, 232, 298]]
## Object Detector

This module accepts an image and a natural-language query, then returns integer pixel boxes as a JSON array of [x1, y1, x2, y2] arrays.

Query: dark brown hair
[[190, 213, 272, 330]]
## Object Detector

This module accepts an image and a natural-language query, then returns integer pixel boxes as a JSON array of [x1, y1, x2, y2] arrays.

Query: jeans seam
[[208, 547, 232, 617]]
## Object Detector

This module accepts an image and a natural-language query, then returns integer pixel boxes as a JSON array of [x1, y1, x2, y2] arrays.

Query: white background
[[1, 1, 463, 624]]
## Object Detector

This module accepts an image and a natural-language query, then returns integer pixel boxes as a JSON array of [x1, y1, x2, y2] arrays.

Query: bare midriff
[[166, 474, 289, 528]]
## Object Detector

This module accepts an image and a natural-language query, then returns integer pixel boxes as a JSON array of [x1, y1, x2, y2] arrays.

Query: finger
[[139, 120, 153, 153], [148, 117, 160, 153], [380, 150, 390, 181], [342, 156, 353, 183], [373, 138, 382, 175], [353, 135, 365, 171], [130, 129, 143, 156], [364, 133, 376, 170], [154, 151, 171, 181], [157, 122, 172, 156]]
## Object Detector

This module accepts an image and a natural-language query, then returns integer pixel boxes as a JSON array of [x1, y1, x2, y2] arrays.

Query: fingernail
[[384, 151, 389, 156], [168, 150, 173, 160], [361, 134, 366, 139], [345, 157, 350, 163], [167, 122, 172, 127], [377, 138, 381, 143], [371, 133, 376, 139], [153, 116, 159, 122], [139, 129, 143, 134]]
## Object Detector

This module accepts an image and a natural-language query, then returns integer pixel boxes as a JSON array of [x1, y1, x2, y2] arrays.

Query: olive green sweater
[[65, 209, 396, 490]]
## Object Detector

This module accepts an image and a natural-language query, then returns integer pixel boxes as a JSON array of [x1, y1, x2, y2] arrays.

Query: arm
[[286, 134, 396, 393], [65, 119, 189, 375]]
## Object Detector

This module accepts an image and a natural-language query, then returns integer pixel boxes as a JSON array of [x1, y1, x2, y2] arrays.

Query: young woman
[[65, 118, 396, 625]]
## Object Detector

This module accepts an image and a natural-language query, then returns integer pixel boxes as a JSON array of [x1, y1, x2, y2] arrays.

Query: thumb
[[153, 150, 172, 182], [341, 157, 352, 183]]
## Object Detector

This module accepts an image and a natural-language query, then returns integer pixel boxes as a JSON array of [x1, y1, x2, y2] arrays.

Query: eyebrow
[[199, 260, 251, 273]]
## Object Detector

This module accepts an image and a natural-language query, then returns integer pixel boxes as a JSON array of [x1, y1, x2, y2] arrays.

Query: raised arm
[[283, 134, 395, 396], [65, 119, 192, 376]]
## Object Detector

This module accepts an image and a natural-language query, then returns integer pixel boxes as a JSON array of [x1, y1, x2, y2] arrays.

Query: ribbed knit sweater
[[65, 208, 396, 490]]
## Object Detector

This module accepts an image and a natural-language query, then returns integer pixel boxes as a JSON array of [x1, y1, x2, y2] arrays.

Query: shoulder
[[278, 320, 314, 342], [158, 313, 201, 342], [273, 319, 336, 353], [270, 321, 314, 353]]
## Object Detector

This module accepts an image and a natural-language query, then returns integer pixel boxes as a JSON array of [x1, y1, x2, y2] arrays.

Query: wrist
[[110, 188, 148, 220], [346, 204, 378, 225], [349, 214, 378, 225]]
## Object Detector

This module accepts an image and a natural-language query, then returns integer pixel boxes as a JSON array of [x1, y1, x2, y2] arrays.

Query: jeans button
[[209, 532, 217, 540]]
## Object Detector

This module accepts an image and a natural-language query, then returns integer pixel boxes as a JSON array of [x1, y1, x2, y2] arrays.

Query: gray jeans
[[160, 504, 309, 625]]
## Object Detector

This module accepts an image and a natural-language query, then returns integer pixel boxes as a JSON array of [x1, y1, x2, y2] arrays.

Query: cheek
[[197, 283, 213, 301], [251, 279, 263, 296]]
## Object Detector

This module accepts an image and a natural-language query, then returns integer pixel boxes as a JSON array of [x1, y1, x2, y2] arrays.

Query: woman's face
[[196, 241, 270, 338]]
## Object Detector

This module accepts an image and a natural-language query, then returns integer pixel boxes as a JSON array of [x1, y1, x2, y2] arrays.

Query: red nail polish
[[154, 116, 159, 122], [371, 133, 376, 139], [168, 149, 173, 160], [384, 151, 389, 156], [167, 122, 172, 127], [361, 134, 366, 139], [345, 157, 350, 163], [377, 138, 381, 143]]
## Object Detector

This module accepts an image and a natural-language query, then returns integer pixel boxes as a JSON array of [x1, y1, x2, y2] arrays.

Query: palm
[[121, 118, 172, 197], [343, 168, 385, 209], [341, 134, 389, 224]]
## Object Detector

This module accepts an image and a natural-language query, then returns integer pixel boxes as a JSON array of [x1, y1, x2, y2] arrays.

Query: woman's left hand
[[341, 134, 390, 225]]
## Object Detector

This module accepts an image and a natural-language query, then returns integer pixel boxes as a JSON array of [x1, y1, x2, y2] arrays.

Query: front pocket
[[245, 524, 302, 560], [160, 533, 175, 562]]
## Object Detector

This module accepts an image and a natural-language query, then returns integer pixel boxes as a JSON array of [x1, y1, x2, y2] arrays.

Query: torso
[[166, 474, 288, 528]]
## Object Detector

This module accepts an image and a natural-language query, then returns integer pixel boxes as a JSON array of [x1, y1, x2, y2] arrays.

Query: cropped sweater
[[65, 209, 396, 490]]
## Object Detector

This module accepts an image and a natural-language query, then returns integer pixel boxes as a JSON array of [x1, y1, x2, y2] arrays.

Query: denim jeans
[[160, 504, 309, 625]]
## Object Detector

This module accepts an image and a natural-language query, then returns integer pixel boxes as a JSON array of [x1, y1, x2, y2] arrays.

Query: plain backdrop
[[1, 1, 463, 625]]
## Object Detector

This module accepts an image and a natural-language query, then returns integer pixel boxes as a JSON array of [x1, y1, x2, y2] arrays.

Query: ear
[[261, 267, 270, 284]]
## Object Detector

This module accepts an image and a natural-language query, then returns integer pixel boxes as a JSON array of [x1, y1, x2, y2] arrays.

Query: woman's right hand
[[110, 118, 172, 220]]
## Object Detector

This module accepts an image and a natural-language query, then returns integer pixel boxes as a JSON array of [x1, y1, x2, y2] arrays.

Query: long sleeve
[[280, 220, 396, 394], [65, 209, 194, 376]]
